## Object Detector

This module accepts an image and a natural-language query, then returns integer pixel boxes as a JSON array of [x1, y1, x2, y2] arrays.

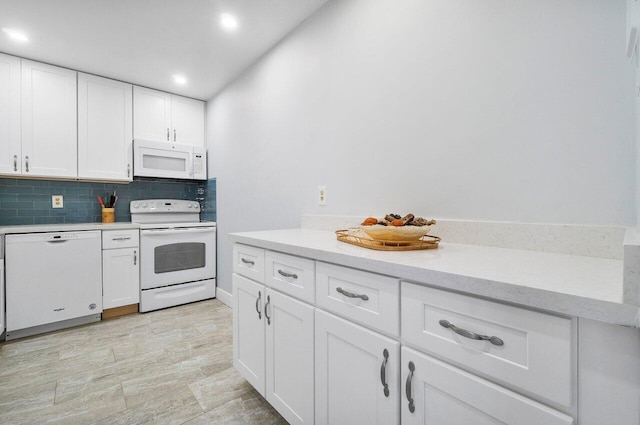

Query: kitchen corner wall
[[629, 0, 640, 228], [208, 0, 635, 296], [0, 177, 216, 226]]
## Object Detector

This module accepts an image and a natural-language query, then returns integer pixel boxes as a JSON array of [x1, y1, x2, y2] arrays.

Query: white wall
[[208, 0, 636, 294], [629, 0, 640, 227]]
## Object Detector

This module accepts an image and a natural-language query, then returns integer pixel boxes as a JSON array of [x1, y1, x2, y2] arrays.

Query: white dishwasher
[[5, 231, 103, 340]]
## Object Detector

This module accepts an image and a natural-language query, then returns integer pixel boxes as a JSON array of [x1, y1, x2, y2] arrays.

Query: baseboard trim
[[216, 287, 232, 307]]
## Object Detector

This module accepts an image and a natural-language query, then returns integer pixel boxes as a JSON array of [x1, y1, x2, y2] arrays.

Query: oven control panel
[[130, 199, 201, 213]]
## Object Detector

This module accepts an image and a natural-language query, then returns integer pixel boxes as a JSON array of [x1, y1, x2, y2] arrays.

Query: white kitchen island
[[230, 227, 640, 425]]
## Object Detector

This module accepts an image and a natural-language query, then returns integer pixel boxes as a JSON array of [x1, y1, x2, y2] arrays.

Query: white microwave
[[133, 139, 207, 181]]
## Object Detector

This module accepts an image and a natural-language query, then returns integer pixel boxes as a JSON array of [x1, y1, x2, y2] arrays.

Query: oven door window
[[154, 242, 206, 274]]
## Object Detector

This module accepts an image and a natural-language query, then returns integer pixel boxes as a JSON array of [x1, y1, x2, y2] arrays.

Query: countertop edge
[[230, 230, 640, 328]]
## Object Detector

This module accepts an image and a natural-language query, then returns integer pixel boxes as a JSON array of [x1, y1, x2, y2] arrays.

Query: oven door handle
[[141, 228, 215, 236]]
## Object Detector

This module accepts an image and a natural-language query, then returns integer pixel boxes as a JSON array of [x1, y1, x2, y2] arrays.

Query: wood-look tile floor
[[0, 299, 288, 425]]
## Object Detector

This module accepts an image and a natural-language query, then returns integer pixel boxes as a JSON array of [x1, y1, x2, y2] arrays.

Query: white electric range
[[130, 199, 216, 312]]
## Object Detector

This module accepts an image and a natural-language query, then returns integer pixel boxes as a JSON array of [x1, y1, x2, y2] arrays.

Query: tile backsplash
[[0, 177, 216, 226]]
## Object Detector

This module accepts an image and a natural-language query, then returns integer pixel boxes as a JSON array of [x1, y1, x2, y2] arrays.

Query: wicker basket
[[336, 229, 440, 251]]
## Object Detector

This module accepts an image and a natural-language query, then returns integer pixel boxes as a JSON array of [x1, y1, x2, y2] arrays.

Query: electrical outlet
[[318, 186, 327, 206], [52, 195, 63, 209]]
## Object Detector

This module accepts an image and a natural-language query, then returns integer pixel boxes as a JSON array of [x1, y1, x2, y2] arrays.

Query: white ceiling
[[0, 0, 329, 100]]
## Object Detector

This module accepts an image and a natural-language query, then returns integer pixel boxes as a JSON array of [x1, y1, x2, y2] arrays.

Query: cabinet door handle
[[127, 163, 131, 177], [380, 348, 390, 397], [133, 250, 137, 265], [24, 155, 29, 173], [438, 319, 504, 346], [277, 269, 298, 279], [406, 361, 415, 413], [13, 155, 17, 172], [173, 129, 176, 142], [255, 291, 262, 319], [264, 295, 271, 325], [241, 258, 255, 266], [336, 287, 369, 301], [167, 128, 170, 141]]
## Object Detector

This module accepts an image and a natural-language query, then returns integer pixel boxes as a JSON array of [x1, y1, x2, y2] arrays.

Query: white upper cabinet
[[171, 95, 205, 146], [0, 53, 21, 175], [133, 86, 172, 143], [78, 73, 133, 181], [21, 60, 77, 178], [133, 86, 205, 147]]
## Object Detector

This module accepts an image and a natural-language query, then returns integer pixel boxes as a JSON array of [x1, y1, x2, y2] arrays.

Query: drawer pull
[[241, 258, 255, 266], [256, 291, 262, 320], [336, 287, 369, 301], [265, 295, 271, 325], [380, 348, 390, 397], [111, 237, 131, 241], [439, 319, 504, 346], [277, 269, 298, 279], [406, 361, 415, 413]]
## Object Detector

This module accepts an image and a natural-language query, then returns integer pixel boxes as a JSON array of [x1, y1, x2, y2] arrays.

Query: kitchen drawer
[[102, 229, 139, 249], [401, 282, 574, 407], [401, 346, 574, 425], [233, 244, 265, 283], [316, 262, 399, 336], [265, 251, 315, 304]]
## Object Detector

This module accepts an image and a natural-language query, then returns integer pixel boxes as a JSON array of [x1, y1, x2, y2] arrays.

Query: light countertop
[[0, 222, 139, 234], [229, 228, 640, 327]]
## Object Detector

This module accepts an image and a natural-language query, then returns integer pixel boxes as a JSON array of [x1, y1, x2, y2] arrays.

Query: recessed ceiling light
[[220, 13, 238, 31], [2, 28, 28, 43], [172, 74, 187, 85]]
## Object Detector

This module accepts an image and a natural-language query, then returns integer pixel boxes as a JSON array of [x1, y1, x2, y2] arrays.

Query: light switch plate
[[52, 195, 63, 209]]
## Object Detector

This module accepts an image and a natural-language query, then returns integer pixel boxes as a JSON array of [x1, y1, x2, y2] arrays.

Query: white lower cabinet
[[102, 248, 139, 309], [315, 309, 400, 425], [233, 273, 314, 425], [233, 273, 266, 393], [102, 230, 139, 309], [401, 282, 573, 407], [266, 289, 315, 425], [401, 347, 573, 425], [233, 244, 583, 425]]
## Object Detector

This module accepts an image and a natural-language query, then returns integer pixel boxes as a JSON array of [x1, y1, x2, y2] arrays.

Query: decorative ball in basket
[[361, 213, 436, 240]]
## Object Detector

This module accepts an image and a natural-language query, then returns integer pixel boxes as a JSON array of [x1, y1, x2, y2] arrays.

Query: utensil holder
[[102, 208, 115, 223]]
